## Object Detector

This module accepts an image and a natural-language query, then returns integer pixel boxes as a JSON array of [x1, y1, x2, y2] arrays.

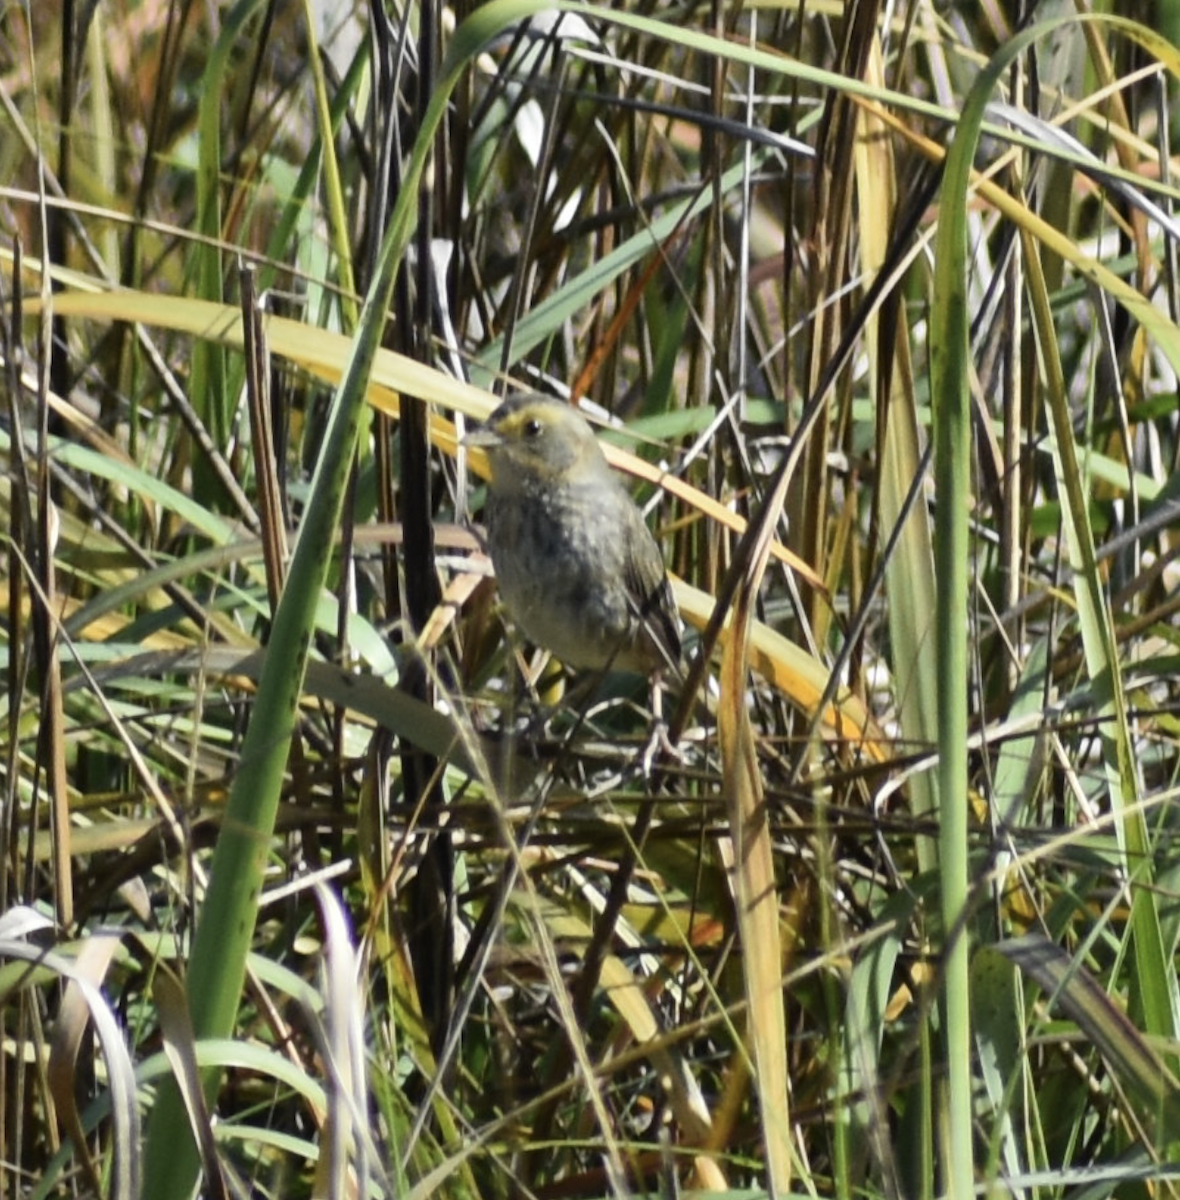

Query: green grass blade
[[933, 14, 1180, 1195], [1000, 934, 1180, 1144], [189, 0, 265, 494], [1022, 225, 1180, 1053], [138, 5, 552, 1194]]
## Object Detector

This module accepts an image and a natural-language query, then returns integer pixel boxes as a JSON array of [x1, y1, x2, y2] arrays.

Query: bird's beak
[[462, 426, 501, 450]]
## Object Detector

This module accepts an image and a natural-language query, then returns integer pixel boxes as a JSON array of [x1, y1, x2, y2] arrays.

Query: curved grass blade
[[138, 3, 565, 1193], [931, 13, 1180, 1196], [999, 933, 1180, 1147]]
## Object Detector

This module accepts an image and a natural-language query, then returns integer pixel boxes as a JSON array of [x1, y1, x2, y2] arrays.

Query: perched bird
[[466, 394, 681, 676]]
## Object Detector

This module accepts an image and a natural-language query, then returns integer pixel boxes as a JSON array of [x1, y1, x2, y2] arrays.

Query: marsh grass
[[4, 2, 1180, 1197]]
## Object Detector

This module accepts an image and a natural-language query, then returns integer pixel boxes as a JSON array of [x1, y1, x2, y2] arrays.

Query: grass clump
[[4, 3, 1180, 1198]]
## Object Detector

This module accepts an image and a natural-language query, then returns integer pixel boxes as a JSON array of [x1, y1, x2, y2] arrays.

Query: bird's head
[[465, 395, 610, 489]]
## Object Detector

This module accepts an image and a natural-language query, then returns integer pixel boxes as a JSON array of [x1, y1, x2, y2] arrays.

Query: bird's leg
[[635, 671, 683, 778]]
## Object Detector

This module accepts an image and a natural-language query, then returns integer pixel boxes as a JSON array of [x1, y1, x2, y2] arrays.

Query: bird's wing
[[624, 514, 683, 674]]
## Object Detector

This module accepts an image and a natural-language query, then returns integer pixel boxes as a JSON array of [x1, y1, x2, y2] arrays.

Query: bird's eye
[[523, 417, 543, 438]]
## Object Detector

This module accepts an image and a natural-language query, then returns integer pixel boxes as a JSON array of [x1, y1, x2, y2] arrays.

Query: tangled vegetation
[[4, 2, 1180, 1198]]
